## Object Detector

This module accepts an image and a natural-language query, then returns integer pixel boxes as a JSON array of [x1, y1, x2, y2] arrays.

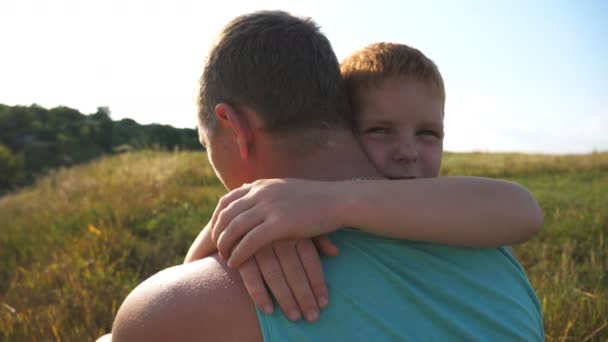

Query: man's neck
[[253, 130, 382, 181]]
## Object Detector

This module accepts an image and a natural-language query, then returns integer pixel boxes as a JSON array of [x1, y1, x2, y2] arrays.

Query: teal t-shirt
[[255, 229, 543, 341]]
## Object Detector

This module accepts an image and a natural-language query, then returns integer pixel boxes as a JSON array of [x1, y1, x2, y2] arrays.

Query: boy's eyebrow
[[424, 122, 444, 130], [357, 112, 393, 125], [418, 121, 445, 137], [357, 113, 444, 128], [360, 118, 393, 126]]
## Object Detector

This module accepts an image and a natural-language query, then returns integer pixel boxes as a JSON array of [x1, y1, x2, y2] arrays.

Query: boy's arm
[[211, 177, 543, 267], [336, 176, 543, 245], [184, 222, 214, 263], [184, 220, 331, 322]]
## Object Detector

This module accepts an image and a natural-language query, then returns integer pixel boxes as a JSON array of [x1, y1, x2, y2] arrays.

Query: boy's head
[[197, 11, 353, 188], [341, 42, 445, 179]]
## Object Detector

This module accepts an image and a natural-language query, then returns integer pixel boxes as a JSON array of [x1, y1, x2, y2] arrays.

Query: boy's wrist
[[329, 180, 359, 230]]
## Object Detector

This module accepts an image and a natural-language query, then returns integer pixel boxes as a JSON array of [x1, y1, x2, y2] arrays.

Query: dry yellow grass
[[1, 151, 225, 340]]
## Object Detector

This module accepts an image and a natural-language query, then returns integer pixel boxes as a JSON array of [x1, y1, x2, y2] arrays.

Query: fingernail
[[306, 310, 318, 322], [227, 258, 234, 268], [318, 296, 328, 308], [288, 310, 301, 321], [263, 304, 274, 315]]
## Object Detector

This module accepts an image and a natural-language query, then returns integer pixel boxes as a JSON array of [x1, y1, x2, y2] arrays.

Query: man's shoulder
[[111, 254, 262, 342]]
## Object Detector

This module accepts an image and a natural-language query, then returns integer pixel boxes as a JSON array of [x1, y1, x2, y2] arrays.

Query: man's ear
[[214, 103, 253, 159]]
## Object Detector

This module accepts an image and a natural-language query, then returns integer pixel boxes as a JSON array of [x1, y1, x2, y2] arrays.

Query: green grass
[[1, 151, 607, 341]]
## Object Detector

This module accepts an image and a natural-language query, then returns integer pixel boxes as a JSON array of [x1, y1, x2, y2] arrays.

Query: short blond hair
[[341, 42, 445, 114]]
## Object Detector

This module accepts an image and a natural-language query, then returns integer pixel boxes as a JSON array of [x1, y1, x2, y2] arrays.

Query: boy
[[187, 42, 543, 327]]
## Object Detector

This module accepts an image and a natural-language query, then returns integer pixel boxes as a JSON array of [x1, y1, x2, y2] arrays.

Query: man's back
[[113, 228, 543, 341], [255, 229, 543, 341]]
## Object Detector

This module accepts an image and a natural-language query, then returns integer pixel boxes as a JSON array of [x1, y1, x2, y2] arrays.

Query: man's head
[[197, 11, 353, 188], [341, 43, 445, 179]]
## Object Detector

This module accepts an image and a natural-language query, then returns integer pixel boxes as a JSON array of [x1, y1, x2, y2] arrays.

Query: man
[[111, 11, 543, 341]]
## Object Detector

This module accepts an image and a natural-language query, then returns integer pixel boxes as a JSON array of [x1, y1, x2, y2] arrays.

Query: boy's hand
[[238, 238, 329, 322], [196, 185, 339, 322], [184, 225, 332, 322], [210, 179, 342, 267]]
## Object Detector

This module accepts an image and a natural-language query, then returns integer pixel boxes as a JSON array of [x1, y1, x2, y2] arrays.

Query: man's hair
[[198, 11, 352, 135], [340, 42, 445, 115]]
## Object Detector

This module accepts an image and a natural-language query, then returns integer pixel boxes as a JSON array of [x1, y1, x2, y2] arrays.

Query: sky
[[1, 0, 606, 154]]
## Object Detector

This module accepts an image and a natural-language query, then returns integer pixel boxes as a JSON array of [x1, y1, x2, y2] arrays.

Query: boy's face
[[355, 78, 444, 179]]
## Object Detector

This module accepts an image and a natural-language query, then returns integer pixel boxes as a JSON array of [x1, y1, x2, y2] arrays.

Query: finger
[[213, 194, 256, 249], [238, 258, 275, 315], [228, 221, 276, 268], [296, 239, 329, 309], [274, 240, 320, 322], [255, 247, 301, 321], [210, 186, 251, 239], [216, 208, 264, 261], [314, 234, 340, 257], [211, 187, 251, 242], [211, 186, 250, 228]]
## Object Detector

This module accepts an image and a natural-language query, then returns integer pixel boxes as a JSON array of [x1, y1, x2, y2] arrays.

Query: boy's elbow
[[528, 201, 544, 235], [504, 181, 543, 243], [518, 185, 544, 240]]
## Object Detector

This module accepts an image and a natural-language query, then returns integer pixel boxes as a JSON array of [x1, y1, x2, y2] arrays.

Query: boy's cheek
[[359, 139, 390, 170], [421, 145, 443, 177], [365, 147, 389, 169], [358, 136, 381, 157]]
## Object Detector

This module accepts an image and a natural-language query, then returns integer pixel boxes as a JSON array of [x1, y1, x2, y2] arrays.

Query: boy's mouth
[[388, 176, 416, 180]]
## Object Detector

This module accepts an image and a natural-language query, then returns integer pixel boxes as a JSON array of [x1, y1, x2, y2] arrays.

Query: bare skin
[[184, 222, 335, 322], [112, 255, 262, 342], [110, 41, 543, 339], [185, 78, 542, 310], [111, 121, 381, 340], [208, 176, 542, 267]]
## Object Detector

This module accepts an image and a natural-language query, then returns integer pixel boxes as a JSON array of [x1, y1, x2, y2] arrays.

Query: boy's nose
[[393, 142, 418, 163]]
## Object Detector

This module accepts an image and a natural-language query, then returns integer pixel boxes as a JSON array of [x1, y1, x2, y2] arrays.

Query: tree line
[[0, 104, 201, 194]]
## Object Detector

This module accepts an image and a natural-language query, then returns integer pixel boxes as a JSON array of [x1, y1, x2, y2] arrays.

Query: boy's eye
[[417, 129, 442, 138], [365, 127, 391, 135], [417, 129, 436, 136]]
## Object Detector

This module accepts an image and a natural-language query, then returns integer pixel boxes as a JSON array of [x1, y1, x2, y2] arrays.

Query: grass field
[[1, 151, 607, 341]]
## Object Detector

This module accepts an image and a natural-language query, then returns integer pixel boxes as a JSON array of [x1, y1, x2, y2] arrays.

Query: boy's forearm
[[184, 222, 217, 263], [335, 177, 543, 247]]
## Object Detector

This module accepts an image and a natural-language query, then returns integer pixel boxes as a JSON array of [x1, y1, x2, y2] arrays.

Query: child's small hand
[[210, 178, 343, 267], [237, 238, 329, 322], [205, 181, 340, 322]]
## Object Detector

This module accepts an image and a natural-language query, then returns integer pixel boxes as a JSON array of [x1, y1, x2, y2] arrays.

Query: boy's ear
[[214, 103, 253, 159]]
